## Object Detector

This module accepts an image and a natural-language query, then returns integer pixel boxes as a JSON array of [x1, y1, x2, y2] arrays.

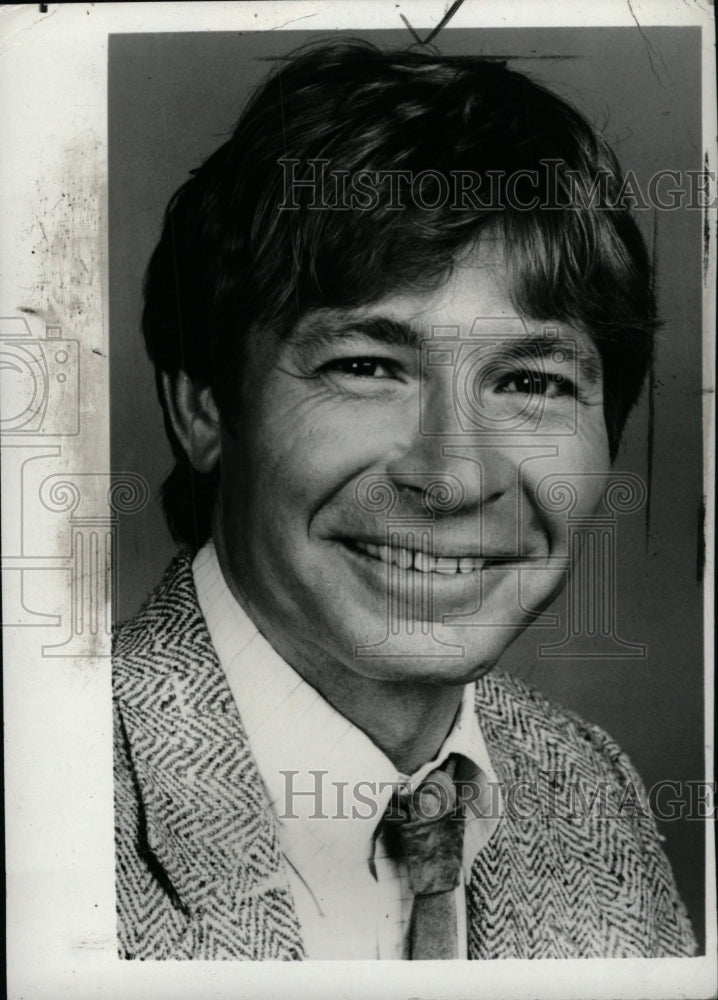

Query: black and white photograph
[[1, 3, 716, 998]]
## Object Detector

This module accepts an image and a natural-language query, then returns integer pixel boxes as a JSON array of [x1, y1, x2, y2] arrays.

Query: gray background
[[109, 27, 705, 949]]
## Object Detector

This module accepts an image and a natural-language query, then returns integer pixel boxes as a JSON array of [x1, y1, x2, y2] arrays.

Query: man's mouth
[[348, 539, 510, 576]]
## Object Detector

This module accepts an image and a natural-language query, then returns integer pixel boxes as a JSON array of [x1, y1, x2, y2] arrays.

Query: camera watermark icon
[[0, 317, 80, 436], [419, 318, 579, 437]]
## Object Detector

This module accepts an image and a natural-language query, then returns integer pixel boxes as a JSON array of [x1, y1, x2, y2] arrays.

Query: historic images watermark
[[277, 770, 716, 823], [278, 158, 716, 212]]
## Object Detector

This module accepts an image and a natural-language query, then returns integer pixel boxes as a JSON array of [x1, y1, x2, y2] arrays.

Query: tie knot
[[384, 763, 465, 895], [411, 768, 457, 821]]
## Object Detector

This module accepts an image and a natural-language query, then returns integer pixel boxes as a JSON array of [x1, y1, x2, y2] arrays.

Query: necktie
[[384, 755, 465, 960]]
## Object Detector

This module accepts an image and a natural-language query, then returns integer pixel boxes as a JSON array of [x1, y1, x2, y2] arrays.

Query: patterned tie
[[384, 755, 465, 960]]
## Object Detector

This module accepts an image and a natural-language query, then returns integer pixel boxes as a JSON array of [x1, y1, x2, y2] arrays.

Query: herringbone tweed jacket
[[114, 553, 696, 960]]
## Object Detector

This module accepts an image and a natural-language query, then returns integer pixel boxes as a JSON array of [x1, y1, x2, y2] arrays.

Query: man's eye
[[494, 369, 575, 398], [321, 357, 400, 379]]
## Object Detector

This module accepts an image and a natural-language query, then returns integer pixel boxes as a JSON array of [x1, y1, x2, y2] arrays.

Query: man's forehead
[[292, 240, 511, 336], [286, 236, 598, 356]]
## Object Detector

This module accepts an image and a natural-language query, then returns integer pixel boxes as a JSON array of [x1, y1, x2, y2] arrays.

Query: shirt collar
[[193, 540, 501, 879]]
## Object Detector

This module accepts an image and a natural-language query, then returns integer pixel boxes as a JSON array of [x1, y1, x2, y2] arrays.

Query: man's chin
[[327, 574, 550, 685], [341, 625, 520, 686]]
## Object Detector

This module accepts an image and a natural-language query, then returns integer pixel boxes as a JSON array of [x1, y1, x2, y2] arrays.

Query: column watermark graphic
[[536, 473, 647, 658], [349, 315, 649, 660], [1, 317, 148, 656], [353, 472, 467, 659], [37, 473, 149, 656]]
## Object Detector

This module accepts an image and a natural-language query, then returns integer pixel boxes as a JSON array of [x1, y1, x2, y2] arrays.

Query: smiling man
[[113, 40, 696, 960]]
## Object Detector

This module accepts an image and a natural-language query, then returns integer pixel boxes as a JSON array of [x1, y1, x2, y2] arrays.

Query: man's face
[[215, 241, 610, 688]]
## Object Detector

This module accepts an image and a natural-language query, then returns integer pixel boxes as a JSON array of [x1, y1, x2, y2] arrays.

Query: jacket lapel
[[115, 554, 305, 959]]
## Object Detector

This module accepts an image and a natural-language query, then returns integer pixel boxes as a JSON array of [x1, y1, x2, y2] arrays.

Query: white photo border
[[1, 3, 715, 998]]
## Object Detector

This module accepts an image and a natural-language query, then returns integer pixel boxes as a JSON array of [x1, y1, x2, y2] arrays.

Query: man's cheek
[[264, 389, 406, 450], [260, 427, 398, 503]]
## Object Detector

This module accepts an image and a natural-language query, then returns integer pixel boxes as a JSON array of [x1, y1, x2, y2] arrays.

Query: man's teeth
[[354, 541, 486, 574]]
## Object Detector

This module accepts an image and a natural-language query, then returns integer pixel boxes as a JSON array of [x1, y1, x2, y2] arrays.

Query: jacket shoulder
[[113, 551, 199, 667], [471, 669, 697, 958], [476, 667, 636, 782]]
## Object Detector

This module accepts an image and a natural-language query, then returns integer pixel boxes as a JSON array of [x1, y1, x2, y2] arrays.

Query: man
[[114, 40, 696, 960]]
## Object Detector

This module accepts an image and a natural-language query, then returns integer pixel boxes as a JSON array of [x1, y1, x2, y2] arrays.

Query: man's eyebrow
[[289, 314, 426, 351], [492, 335, 603, 384]]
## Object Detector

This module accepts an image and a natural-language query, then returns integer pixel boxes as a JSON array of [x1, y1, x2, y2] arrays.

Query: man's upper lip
[[338, 535, 524, 559]]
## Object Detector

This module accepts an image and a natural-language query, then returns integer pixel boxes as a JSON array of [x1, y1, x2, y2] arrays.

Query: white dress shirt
[[193, 541, 501, 959]]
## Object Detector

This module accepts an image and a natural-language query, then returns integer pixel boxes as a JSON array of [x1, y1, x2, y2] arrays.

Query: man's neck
[[296, 665, 465, 775], [245, 611, 464, 773], [212, 544, 464, 775]]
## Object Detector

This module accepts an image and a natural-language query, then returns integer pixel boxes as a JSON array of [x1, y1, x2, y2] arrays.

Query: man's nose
[[385, 379, 516, 513]]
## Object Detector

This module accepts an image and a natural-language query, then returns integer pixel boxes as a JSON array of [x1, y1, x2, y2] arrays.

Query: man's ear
[[160, 371, 221, 474]]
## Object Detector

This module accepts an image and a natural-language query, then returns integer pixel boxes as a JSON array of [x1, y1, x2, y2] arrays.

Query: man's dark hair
[[143, 39, 656, 549]]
